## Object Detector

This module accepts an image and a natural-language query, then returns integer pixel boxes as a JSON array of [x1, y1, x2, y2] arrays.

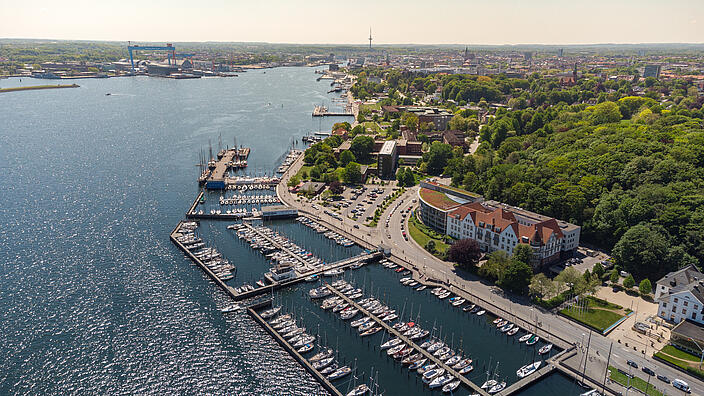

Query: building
[[671, 320, 704, 357], [656, 265, 704, 325], [377, 141, 398, 179], [418, 180, 483, 233], [418, 180, 580, 268], [644, 64, 662, 79]]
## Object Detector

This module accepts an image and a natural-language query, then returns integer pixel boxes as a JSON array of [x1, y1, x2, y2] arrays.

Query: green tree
[[512, 244, 533, 266], [623, 274, 635, 289], [588, 101, 622, 124], [592, 262, 605, 279], [555, 267, 584, 294], [529, 273, 556, 298], [613, 223, 672, 281], [479, 251, 510, 281], [609, 269, 619, 284], [639, 279, 652, 295], [339, 150, 356, 167], [425, 240, 437, 254], [343, 162, 362, 184], [350, 135, 374, 163], [401, 112, 419, 131], [332, 122, 351, 131], [403, 168, 415, 187], [328, 181, 343, 195], [424, 142, 454, 175], [500, 259, 533, 294]]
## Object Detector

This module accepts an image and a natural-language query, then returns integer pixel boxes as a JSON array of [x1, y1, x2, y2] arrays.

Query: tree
[[609, 269, 619, 284], [479, 251, 510, 281], [401, 112, 419, 132], [332, 122, 351, 132], [623, 274, 636, 289], [343, 162, 362, 184], [529, 273, 556, 299], [613, 223, 672, 281], [500, 259, 533, 294], [588, 101, 622, 124], [555, 267, 584, 294], [448, 239, 482, 270], [403, 168, 415, 187], [639, 279, 652, 296], [350, 135, 374, 163], [424, 142, 454, 175], [425, 240, 437, 254], [592, 262, 605, 279], [328, 181, 343, 195], [512, 244, 533, 266], [339, 150, 356, 167]]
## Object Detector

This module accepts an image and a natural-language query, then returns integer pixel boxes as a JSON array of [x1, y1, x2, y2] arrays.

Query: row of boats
[[219, 194, 280, 206], [276, 149, 303, 174], [225, 176, 280, 189], [176, 222, 235, 281], [297, 216, 355, 247], [234, 224, 324, 274], [261, 306, 370, 396]]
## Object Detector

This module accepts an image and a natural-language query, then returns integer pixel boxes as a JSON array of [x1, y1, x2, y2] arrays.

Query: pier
[[248, 305, 344, 396], [199, 147, 250, 189], [312, 105, 353, 117], [326, 284, 491, 396]]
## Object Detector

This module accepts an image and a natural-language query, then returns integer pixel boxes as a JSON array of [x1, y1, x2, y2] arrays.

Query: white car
[[672, 379, 690, 393]]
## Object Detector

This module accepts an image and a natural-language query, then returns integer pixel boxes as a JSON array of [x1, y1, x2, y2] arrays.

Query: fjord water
[[0, 70, 579, 395]]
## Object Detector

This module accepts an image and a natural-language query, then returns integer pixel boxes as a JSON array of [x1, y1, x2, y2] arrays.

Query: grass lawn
[[560, 297, 626, 333], [362, 121, 383, 134], [408, 215, 449, 255], [360, 103, 381, 113], [654, 346, 704, 379], [294, 165, 312, 181], [609, 367, 663, 396]]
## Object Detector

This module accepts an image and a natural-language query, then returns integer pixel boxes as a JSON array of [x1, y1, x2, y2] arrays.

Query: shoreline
[[0, 84, 79, 93]]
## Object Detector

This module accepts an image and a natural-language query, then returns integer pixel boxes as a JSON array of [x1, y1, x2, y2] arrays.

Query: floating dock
[[248, 305, 343, 396], [198, 147, 250, 189]]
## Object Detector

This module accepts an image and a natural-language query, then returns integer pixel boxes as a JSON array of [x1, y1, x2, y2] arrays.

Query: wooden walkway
[[326, 284, 491, 396], [248, 305, 343, 396]]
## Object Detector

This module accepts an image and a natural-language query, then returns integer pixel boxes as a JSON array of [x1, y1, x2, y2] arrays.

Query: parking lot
[[336, 186, 395, 224]]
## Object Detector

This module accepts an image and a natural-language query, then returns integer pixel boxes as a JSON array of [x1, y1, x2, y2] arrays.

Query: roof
[[672, 319, 704, 343], [379, 140, 397, 156], [657, 265, 704, 304], [419, 188, 463, 211]]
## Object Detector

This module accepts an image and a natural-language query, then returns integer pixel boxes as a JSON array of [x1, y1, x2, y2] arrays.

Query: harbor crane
[[127, 42, 176, 73]]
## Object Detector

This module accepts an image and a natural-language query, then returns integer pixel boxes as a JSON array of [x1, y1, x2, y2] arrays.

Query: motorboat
[[381, 338, 402, 350], [476, 310, 486, 316], [539, 344, 553, 355], [422, 368, 446, 384], [417, 363, 437, 375], [488, 381, 506, 394], [481, 380, 497, 389], [351, 317, 371, 328], [340, 308, 359, 320], [459, 364, 474, 375], [500, 323, 514, 333], [386, 344, 405, 356], [453, 358, 472, 370], [310, 348, 333, 362], [463, 304, 476, 312], [260, 306, 281, 319], [442, 380, 461, 393], [409, 358, 428, 370], [312, 356, 334, 370], [221, 304, 242, 313], [429, 374, 453, 389], [507, 327, 519, 336], [445, 355, 462, 367], [526, 335, 540, 345], [517, 361, 542, 378], [360, 326, 381, 336], [328, 366, 351, 380], [347, 384, 370, 396], [297, 343, 314, 354], [519, 333, 533, 343]]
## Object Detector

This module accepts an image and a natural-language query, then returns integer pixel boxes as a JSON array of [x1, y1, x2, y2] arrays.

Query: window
[[682, 308, 687, 314], [695, 305, 699, 311], [692, 312, 697, 320], [684, 301, 689, 307], [674, 298, 679, 303], [672, 306, 676, 312], [663, 303, 667, 308]]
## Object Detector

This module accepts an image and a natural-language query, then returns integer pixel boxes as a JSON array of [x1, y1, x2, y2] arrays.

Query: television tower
[[368, 28, 372, 49]]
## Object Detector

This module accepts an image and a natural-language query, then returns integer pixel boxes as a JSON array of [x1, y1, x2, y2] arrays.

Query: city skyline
[[2, 0, 703, 45]]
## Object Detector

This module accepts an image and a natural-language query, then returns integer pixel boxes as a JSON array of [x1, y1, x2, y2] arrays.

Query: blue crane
[[127, 42, 176, 72]]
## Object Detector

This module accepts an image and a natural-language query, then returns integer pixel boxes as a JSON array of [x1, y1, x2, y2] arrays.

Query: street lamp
[[688, 337, 704, 370]]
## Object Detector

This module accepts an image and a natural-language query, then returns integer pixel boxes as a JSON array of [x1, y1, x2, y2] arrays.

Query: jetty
[[312, 105, 353, 117], [0, 84, 79, 93], [198, 146, 250, 189], [248, 304, 343, 396]]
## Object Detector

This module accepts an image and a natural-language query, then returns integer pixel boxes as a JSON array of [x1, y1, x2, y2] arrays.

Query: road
[[277, 154, 702, 396]]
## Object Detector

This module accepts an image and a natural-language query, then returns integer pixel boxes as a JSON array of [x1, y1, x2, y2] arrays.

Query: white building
[[656, 265, 704, 325]]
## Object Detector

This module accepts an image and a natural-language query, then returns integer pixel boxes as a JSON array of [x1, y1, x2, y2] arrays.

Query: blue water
[[0, 70, 575, 395]]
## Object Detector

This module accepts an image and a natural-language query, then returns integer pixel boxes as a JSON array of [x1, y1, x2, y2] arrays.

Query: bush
[[623, 274, 635, 289], [639, 279, 652, 296]]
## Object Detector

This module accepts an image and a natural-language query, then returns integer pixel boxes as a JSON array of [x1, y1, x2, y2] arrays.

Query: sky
[[2, 0, 703, 45]]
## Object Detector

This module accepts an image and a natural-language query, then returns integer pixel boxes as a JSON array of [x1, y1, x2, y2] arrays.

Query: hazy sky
[[2, 0, 703, 45]]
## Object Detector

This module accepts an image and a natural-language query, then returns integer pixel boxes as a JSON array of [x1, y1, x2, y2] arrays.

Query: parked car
[[641, 367, 655, 376], [626, 360, 638, 368], [656, 374, 670, 384], [353, 224, 360, 229]]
